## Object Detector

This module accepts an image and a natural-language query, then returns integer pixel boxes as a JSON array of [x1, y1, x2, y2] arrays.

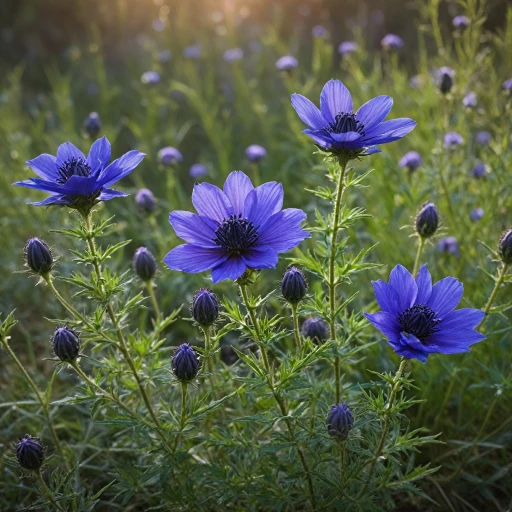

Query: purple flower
[[503, 78, 512, 93], [472, 162, 487, 178], [189, 163, 207, 179], [463, 91, 477, 108], [245, 144, 267, 163], [276, 55, 298, 71], [183, 45, 201, 59], [312, 25, 327, 38], [158, 50, 172, 63], [223, 48, 243, 62], [13, 137, 144, 209], [158, 146, 183, 166], [475, 131, 491, 146], [141, 71, 161, 85], [399, 151, 422, 171], [83, 112, 101, 137], [365, 265, 485, 363], [338, 41, 359, 56], [453, 15, 469, 30], [444, 132, 464, 149], [135, 188, 156, 213], [470, 208, 484, 222], [381, 34, 404, 50], [438, 236, 460, 257], [291, 79, 416, 158], [152, 19, 165, 32], [164, 171, 310, 283]]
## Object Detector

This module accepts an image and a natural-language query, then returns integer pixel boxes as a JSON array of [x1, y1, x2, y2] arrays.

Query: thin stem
[[145, 280, 162, 329], [35, 470, 66, 512], [329, 160, 348, 403], [203, 325, 213, 374], [291, 303, 302, 351], [477, 263, 509, 329], [173, 382, 189, 453], [412, 237, 426, 277], [356, 358, 408, 499], [339, 440, 345, 485]]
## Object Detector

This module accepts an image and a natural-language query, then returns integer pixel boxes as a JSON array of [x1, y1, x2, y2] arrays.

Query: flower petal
[[320, 79, 353, 123], [169, 211, 217, 248], [426, 328, 485, 353], [291, 93, 326, 129], [98, 150, 145, 188], [28, 194, 71, 206], [371, 280, 401, 315], [12, 178, 66, 194], [356, 96, 393, 131], [257, 208, 310, 252], [192, 183, 233, 222], [244, 182, 283, 227], [26, 154, 58, 180], [415, 265, 432, 304], [211, 256, 247, 283], [241, 246, 278, 269], [98, 188, 128, 201], [388, 265, 418, 311], [303, 129, 332, 148], [62, 175, 101, 196], [427, 277, 463, 317], [438, 308, 485, 331], [56, 142, 86, 168], [164, 244, 227, 273], [389, 337, 429, 363], [364, 311, 400, 341], [363, 118, 417, 144], [330, 131, 361, 143], [87, 136, 112, 174], [223, 171, 254, 216]]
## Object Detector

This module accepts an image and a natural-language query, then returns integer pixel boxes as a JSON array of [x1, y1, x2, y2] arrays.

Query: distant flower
[[326, 403, 354, 438], [152, 19, 165, 32], [438, 236, 460, 257], [301, 317, 329, 343], [249, 40, 262, 53], [463, 91, 477, 108], [415, 203, 439, 238], [52, 326, 80, 362], [135, 188, 156, 213], [158, 50, 172, 63], [365, 265, 485, 362], [381, 34, 404, 50], [472, 162, 487, 178], [453, 15, 469, 30], [16, 435, 45, 470], [192, 289, 219, 326], [141, 71, 160, 85], [158, 146, 183, 166], [409, 75, 424, 88], [291, 79, 416, 159], [499, 228, 512, 264], [13, 137, 144, 210], [164, 171, 310, 283], [470, 208, 484, 222], [338, 41, 359, 56], [83, 112, 101, 137], [223, 48, 243, 62], [25, 238, 53, 275], [399, 151, 422, 171], [437, 67, 455, 94], [189, 163, 207, 179], [444, 132, 464, 149], [172, 344, 199, 381], [133, 247, 157, 281], [475, 131, 491, 146], [312, 25, 327, 38], [183, 44, 201, 59], [503, 77, 512, 93], [276, 55, 298, 71], [246, 144, 267, 163]]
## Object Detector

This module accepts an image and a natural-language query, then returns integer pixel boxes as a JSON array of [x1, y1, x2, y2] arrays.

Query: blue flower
[[13, 137, 145, 210], [472, 162, 487, 178], [438, 237, 460, 257], [158, 146, 183, 166], [463, 91, 477, 108], [453, 15, 469, 30], [365, 265, 485, 363], [189, 163, 208, 179], [470, 207, 484, 222], [503, 77, 512, 93], [183, 44, 201, 59], [291, 79, 416, 158], [312, 25, 327, 38], [444, 132, 464, 149], [141, 71, 161, 85], [223, 48, 243, 62], [399, 151, 422, 171], [276, 56, 298, 71], [338, 41, 359, 56], [164, 171, 310, 283], [246, 144, 267, 163], [381, 34, 404, 50], [475, 131, 491, 146]]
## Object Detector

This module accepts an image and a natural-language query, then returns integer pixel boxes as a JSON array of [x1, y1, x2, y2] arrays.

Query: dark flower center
[[56, 158, 92, 184], [326, 112, 365, 135], [398, 304, 441, 342], [213, 214, 258, 254]]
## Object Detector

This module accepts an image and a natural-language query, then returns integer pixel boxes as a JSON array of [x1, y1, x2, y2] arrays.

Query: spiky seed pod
[[133, 247, 157, 281], [15, 435, 45, 470], [192, 289, 219, 326], [415, 202, 439, 238], [52, 326, 80, 362], [301, 317, 329, 344], [280, 266, 307, 304], [25, 238, 53, 275], [172, 344, 200, 382], [326, 403, 354, 438]]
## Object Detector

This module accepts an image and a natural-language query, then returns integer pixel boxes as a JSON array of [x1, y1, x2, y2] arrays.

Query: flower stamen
[[398, 304, 441, 342], [213, 214, 259, 254]]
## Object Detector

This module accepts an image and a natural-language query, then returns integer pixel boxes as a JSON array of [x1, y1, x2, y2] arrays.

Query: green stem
[[356, 358, 408, 499], [329, 160, 348, 404], [412, 237, 425, 277], [339, 440, 345, 485], [145, 280, 162, 328], [291, 303, 302, 351], [173, 382, 189, 452], [477, 263, 509, 329], [35, 470, 66, 512], [203, 325, 213, 373]]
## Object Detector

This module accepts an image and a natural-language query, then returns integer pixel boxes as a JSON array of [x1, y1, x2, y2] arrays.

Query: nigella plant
[[291, 79, 416, 161], [164, 171, 310, 282], [13, 137, 145, 214], [365, 265, 485, 363]]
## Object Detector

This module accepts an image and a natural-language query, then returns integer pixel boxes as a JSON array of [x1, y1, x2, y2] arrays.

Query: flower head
[[381, 34, 404, 50], [312, 25, 327, 38], [463, 91, 477, 108], [133, 247, 157, 281], [135, 188, 156, 213], [444, 132, 464, 149], [164, 171, 310, 283], [399, 151, 422, 171], [476, 131, 491, 146], [184, 44, 201, 59], [437, 67, 455, 94], [245, 144, 267, 163], [84, 112, 101, 137], [276, 56, 298, 71], [472, 162, 487, 178], [291, 79, 416, 159], [499, 228, 512, 264], [158, 146, 183, 166], [365, 265, 485, 363], [52, 326, 80, 362], [13, 137, 144, 212], [192, 289, 219, 326], [25, 238, 53, 275], [503, 78, 512, 93], [16, 435, 45, 470], [281, 266, 307, 304], [223, 48, 243, 62], [338, 41, 358, 56], [326, 403, 354, 438], [438, 236, 460, 257], [415, 203, 439, 238], [301, 317, 329, 344], [470, 207, 484, 222], [141, 71, 160, 85], [172, 344, 200, 381], [158, 50, 172, 63], [453, 15, 469, 30], [189, 163, 207, 179]]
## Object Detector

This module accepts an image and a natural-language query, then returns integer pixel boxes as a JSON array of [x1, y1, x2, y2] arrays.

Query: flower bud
[[438, 236, 460, 257], [463, 92, 477, 108], [245, 144, 267, 163], [135, 188, 156, 214], [453, 15, 469, 31], [415, 202, 439, 238], [83, 112, 101, 137], [172, 344, 200, 382], [158, 146, 183, 166], [15, 435, 45, 470], [399, 151, 422, 172], [301, 317, 329, 344], [192, 289, 219, 326], [437, 67, 454, 94], [133, 247, 157, 281], [52, 327, 80, 362], [498, 228, 512, 265], [25, 238, 53, 275], [470, 208, 484, 223], [472, 163, 487, 178], [280, 266, 307, 304], [326, 403, 354, 438]]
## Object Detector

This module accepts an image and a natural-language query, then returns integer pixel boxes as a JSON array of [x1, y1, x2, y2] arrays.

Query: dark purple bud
[[453, 15, 469, 30], [415, 203, 439, 238], [83, 112, 101, 137], [192, 289, 219, 326], [158, 146, 183, 166], [281, 266, 307, 304], [172, 344, 200, 381], [245, 144, 267, 163], [472, 162, 487, 178], [326, 403, 354, 438], [52, 326, 80, 362], [25, 238, 53, 275], [399, 151, 422, 171], [499, 228, 512, 265], [133, 247, 157, 281], [437, 67, 454, 94], [135, 188, 156, 213], [15, 435, 45, 470], [301, 317, 329, 344]]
